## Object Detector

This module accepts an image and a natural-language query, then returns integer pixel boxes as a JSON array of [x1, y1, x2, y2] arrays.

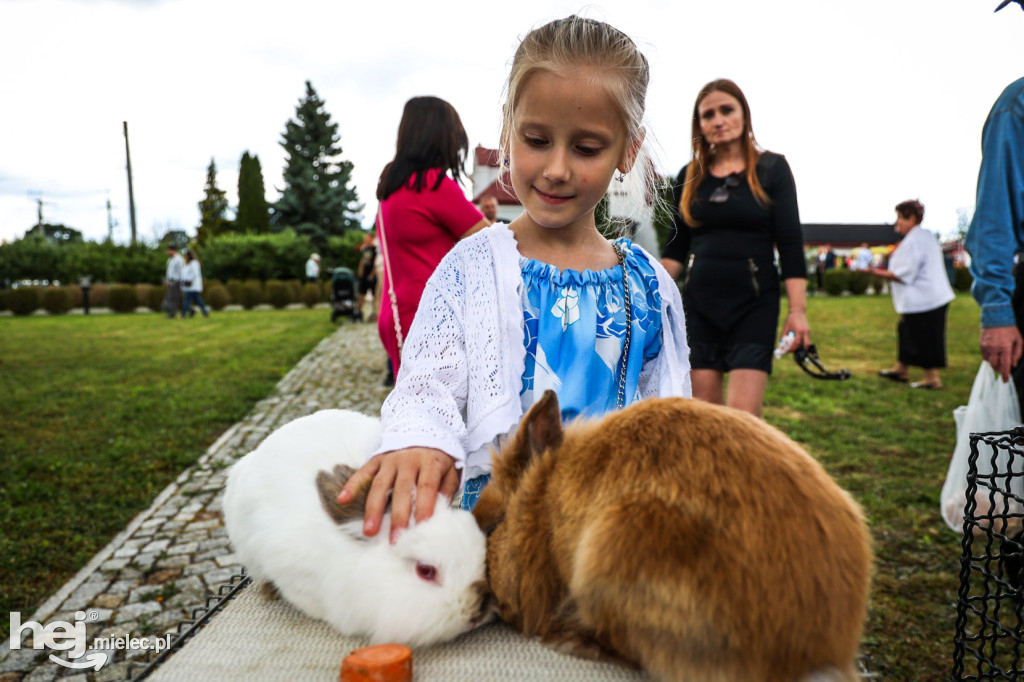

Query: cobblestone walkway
[[0, 323, 391, 682]]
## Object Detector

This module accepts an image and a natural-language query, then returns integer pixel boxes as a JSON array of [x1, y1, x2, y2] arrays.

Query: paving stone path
[[0, 322, 391, 682]]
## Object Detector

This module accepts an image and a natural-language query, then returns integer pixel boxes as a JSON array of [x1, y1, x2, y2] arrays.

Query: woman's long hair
[[680, 79, 768, 227], [376, 96, 470, 201]]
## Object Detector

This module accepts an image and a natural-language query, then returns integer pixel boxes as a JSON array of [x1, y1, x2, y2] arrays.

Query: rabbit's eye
[[416, 562, 439, 583]]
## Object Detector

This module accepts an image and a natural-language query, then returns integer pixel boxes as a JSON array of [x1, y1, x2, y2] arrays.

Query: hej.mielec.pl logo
[[9, 610, 171, 671]]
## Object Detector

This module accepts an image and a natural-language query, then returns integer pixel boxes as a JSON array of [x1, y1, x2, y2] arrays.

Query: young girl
[[340, 15, 692, 541]]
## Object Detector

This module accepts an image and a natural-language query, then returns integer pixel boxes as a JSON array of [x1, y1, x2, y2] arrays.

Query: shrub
[[239, 282, 263, 310], [823, 269, 849, 296], [954, 266, 973, 293], [89, 283, 109, 308], [8, 287, 40, 315], [266, 280, 292, 309], [301, 282, 321, 308], [321, 280, 331, 301], [145, 285, 165, 311], [41, 287, 73, 314], [848, 270, 870, 296], [868, 275, 885, 295], [206, 284, 230, 311], [225, 279, 244, 304], [135, 283, 153, 308], [0, 289, 9, 311], [67, 284, 83, 307], [107, 284, 138, 313], [287, 279, 302, 302]]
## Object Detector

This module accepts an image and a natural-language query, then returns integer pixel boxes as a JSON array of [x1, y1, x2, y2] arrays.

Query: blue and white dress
[[461, 239, 664, 509]]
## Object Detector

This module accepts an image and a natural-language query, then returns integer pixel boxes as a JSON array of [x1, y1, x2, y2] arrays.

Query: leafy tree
[[197, 158, 230, 244], [158, 230, 191, 251], [236, 151, 271, 234], [24, 223, 84, 244], [272, 81, 361, 249]]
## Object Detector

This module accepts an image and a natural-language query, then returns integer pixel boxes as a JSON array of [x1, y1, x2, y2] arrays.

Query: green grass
[[0, 309, 336, 635], [764, 292, 980, 681]]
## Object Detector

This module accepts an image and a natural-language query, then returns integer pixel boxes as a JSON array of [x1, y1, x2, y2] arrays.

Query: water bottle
[[774, 331, 796, 359]]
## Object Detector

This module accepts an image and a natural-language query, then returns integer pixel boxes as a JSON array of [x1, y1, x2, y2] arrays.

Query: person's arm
[[780, 278, 810, 351], [660, 169, 690, 281], [459, 218, 488, 239], [339, 252, 472, 542], [966, 91, 1024, 378], [765, 154, 810, 350]]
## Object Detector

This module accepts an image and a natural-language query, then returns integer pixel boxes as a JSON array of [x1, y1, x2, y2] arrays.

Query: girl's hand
[[337, 447, 460, 543], [783, 310, 811, 351]]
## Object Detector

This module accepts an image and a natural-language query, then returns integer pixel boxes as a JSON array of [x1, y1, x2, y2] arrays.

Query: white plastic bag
[[940, 361, 1023, 534]]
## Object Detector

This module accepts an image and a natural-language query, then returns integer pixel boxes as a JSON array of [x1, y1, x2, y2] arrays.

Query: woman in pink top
[[376, 96, 488, 379]]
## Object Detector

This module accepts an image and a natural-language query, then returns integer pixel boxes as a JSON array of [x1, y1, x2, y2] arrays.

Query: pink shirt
[[376, 169, 483, 372]]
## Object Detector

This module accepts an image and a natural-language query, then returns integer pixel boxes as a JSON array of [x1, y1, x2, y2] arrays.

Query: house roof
[[475, 145, 501, 168], [473, 172, 520, 205], [802, 223, 902, 247]]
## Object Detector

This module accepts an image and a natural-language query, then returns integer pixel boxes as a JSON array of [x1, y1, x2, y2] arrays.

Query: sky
[[1, 0, 1021, 246]]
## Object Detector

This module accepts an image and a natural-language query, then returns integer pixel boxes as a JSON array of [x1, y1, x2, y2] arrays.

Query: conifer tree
[[236, 151, 270, 234], [272, 81, 361, 248], [197, 158, 229, 244]]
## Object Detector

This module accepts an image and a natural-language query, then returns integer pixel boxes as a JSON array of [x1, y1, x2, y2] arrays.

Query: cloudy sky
[[1, 0, 1021, 245]]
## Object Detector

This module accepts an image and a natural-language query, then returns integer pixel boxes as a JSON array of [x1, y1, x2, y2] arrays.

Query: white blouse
[[370, 223, 692, 481]]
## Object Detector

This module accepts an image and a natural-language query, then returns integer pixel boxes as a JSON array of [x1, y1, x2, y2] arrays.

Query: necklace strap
[[616, 243, 631, 410]]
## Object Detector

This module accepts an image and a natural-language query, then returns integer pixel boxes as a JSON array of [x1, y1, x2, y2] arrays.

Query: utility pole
[[123, 121, 138, 245], [106, 197, 115, 242]]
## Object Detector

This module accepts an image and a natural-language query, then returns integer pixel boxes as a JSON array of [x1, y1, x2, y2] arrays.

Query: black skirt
[[897, 304, 949, 369]]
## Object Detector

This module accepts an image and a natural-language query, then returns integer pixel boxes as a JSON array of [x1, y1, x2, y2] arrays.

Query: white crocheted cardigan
[[371, 223, 692, 479]]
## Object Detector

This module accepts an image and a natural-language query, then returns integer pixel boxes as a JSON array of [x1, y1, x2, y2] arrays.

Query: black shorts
[[683, 256, 780, 374], [358, 275, 376, 295]]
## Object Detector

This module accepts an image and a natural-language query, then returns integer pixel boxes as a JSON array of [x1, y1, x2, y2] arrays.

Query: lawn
[[0, 294, 994, 680], [764, 292, 980, 681], [0, 308, 337, 636]]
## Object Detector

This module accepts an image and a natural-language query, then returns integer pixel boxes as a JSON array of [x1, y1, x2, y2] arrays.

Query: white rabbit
[[223, 409, 491, 647]]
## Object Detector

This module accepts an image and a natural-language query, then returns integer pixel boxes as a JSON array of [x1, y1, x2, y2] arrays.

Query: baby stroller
[[330, 267, 357, 323]]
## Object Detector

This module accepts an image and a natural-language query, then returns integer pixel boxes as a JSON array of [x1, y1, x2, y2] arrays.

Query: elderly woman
[[870, 200, 956, 389]]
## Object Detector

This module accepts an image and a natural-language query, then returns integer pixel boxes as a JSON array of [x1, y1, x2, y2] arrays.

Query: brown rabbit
[[473, 391, 872, 682]]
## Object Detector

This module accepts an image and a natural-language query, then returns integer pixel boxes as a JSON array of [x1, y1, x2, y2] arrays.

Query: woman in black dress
[[662, 79, 809, 417]]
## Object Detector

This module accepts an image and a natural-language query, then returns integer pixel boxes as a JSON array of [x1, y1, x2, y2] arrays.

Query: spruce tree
[[272, 81, 361, 249], [236, 151, 270, 234], [197, 158, 229, 244]]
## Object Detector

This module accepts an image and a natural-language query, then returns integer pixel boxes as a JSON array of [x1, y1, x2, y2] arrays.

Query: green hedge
[[41, 287, 73, 314], [953, 266, 973, 293], [0, 228, 371, 288], [107, 285, 138, 313]]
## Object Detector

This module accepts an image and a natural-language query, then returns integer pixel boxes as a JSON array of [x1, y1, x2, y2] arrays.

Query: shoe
[[909, 381, 942, 390], [878, 369, 908, 383]]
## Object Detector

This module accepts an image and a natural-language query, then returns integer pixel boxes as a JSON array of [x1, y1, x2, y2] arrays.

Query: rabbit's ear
[[526, 390, 563, 457], [317, 464, 365, 525]]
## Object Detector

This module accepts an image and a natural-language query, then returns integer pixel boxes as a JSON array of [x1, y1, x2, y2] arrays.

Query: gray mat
[[146, 582, 648, 681]]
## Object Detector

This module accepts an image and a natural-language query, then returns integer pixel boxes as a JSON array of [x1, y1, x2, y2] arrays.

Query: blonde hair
[[680, 79, 769, 227], [498, 16, 658, 231]]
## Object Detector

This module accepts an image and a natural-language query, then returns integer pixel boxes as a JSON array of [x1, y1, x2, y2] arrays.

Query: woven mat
[[146, 582, 648, 681]]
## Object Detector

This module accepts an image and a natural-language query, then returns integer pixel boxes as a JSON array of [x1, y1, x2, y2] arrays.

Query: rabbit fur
[[473, 391, 873, 682], [223, 409, 490, 647]]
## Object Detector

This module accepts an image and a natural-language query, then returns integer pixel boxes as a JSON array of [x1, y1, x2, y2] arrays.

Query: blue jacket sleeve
[[966, 79, 1024, 329]]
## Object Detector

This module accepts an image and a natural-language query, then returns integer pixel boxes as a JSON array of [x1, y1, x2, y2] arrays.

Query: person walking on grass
[[181, 250, 210, 319]]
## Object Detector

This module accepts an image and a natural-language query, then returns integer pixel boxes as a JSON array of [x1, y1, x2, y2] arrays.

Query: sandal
[[909, 381, 942, 390], [878, 369, 908, 383]]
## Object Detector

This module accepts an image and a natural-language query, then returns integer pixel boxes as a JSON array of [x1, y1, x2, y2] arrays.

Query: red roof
[[475, 145, 501, 168], [473, 172, 520, 205]]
